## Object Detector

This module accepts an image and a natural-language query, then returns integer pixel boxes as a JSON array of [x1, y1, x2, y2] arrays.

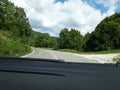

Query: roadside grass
[[57, 49, 79, 53], [21, 46, 33, 56], [54, 49, 120, 54], [113, 54, 120, 63], [80, 49, 120, 54], [0, 31, 33, 57], [40, 47, 120, 55], [41, 47, 53, 50], [0, 39, 32, 57]]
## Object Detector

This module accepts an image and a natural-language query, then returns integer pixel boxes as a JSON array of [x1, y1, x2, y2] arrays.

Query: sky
[[9, 0, 120, 36]]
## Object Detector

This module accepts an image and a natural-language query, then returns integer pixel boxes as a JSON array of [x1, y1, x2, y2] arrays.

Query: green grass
[[41, 47, 53, 50], [0, 39, 32, 57], [57, 49, 79, 53], [0, 31, 32, 57]]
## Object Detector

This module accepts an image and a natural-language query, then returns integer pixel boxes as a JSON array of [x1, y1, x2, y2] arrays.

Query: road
[[22, 48, 98, 63]]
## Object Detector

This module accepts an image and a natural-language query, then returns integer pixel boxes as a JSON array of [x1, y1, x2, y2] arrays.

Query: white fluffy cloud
[[9, 0, 119, 36]]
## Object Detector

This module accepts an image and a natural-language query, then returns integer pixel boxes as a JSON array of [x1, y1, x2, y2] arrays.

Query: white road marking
[[52, 53, 58, 60], [42, 49, 59, 60]]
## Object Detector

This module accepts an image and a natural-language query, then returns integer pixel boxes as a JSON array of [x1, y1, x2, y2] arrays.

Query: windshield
[[0, 0, 120, 64]]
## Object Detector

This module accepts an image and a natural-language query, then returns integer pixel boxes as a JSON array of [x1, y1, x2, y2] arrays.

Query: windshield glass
[[0, 0, 120, 64]]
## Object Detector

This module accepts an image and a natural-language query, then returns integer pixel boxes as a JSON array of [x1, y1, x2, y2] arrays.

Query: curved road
[[23, 48, 98, 63]]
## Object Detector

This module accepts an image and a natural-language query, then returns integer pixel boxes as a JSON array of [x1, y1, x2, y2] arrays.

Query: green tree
[[59, 28, 71, 49], [35, 33, 58, 48], [59, 28, 84, 51], [69, 28, 84, 50], [0, 0, 32, 37], [85, 13, 120, 51], [0, 0, 32, 57]]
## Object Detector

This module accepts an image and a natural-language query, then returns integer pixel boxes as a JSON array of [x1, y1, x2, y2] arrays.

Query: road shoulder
[[21, 47, 34, 58], [80, 54, 119, 63]]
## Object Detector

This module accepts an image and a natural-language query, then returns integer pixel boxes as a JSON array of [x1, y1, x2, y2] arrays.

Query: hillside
[[0, 0, 32, 57], [0, 0, 59, 57]]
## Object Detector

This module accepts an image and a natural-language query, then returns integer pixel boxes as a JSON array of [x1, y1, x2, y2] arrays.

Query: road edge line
[[21, 47, 35, 58]]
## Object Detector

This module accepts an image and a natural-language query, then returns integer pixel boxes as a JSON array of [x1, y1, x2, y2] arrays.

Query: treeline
[[57, 13, 120, 52], [29, 13, 120, 52], [28, 31, 58, 49], [31, 28, 84, 51]]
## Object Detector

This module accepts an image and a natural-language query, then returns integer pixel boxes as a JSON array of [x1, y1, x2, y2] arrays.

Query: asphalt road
[[23, 48, 98, 63]]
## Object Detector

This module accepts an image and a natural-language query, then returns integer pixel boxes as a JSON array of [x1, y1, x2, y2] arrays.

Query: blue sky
[[10, 0, 120, 36], [83, 0, 108, 13], [56, 0, 120, 13], [84, 0, 120, 13]]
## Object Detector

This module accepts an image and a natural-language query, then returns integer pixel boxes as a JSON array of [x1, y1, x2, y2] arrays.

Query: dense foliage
[[0, 0, 32, 36], [0, 0, 32, 57], [59, 28, 84, 51], [30, 31, 58, 48], [85, 13, 120, 51]]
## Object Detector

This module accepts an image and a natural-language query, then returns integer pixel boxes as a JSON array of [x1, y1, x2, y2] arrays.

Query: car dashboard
[[0, 58, 120, 90]]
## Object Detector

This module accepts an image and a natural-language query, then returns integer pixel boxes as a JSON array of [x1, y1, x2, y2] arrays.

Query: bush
[[0, 38, 32, 57]]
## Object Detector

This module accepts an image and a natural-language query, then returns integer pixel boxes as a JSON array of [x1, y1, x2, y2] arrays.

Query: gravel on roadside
[[80, 54, 119, 64]]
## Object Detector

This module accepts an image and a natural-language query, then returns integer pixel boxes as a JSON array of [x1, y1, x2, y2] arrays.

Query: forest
[[0, 0, 120, 57]]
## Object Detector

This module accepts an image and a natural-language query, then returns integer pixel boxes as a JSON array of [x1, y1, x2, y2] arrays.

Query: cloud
[[9, 0, 119, 36], [10, 0, 27, 7], [95, 0, 118, 8], [95, 0, 119, 15]]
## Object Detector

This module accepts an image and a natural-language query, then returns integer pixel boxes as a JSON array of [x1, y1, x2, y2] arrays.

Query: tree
[[35, 33, 58, 48], [85, 13, 120, 51], [0, 0, 32, 37], [0, 0, 32, 57], [83, 32, 91, 50], [59, 28, 84, 51], [59, 28, 71, 49], [69, 28, 84, 50]]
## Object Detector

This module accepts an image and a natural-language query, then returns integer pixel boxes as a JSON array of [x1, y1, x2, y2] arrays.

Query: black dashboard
[[0, 58, 120, 90]]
